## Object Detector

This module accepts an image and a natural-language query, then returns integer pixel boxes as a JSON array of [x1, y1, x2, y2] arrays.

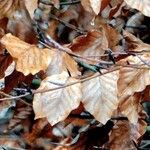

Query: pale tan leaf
[[82, 70, 119, 124], [33, 71, 82, 125], [1, 33, 55, 75], [124, 0, 150, 17], [81, 0, 102, 15], [24, 0, 38, 19], [46, 51, 80, 77]]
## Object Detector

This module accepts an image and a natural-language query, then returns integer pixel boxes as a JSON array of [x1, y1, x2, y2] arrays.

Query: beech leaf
[[118, 55, 150, 103], [46, 51, 80, 77], [106, 120, 137, 150], [69, 30, 108, 64], [119, 93, 143, 124], [81, 0, 102, 15], [1, 33, 55, 75], [33, 71, 82, 125], [124, 0, 150, 17], [82, 70, 119, 124]]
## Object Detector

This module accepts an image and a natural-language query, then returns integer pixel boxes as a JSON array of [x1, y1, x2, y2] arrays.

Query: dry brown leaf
[[119, 93, 144, 124], [81, 0, 102, 15], [1, 33, 55, 75], [4, 69, 34, 93], [105, 120, 136, 150], [124, 0, 150, 17], [142, 85, 150, 101], [24, 118, 49, 144], [123, 30, 150, 52], [69, 30, 108, 63], [100, 24, 122, 51], [118, 55, 150, 103], [82, 70, 119, 124], [0, 54, 13, 79], [33, 71, 82, 125], [100, 0, 111, 13], [7, 0, 37, 44]]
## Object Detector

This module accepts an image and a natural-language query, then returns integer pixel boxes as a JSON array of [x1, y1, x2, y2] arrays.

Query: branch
[[0, 63, 149, 101]]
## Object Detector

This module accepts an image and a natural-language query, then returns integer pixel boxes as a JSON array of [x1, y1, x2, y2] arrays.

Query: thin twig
[[40, 0, 81, 6], [0, 68, 119, 101], [0, 93, 30, 101], [33, 67, 120, 94], [0, 63, 149, 101], [40, 40, 113, 65], [49, 13, 86, 34], [60, 0, 81, 6]]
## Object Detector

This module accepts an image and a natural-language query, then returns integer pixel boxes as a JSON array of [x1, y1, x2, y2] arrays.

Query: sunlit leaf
[[124, 0, 150, 17], [1, 33, 55, 75], [33, 71, 82, 125], [82, 70, 119, 124], [24, 0, 38, 19], [81, 0, 102, 15]]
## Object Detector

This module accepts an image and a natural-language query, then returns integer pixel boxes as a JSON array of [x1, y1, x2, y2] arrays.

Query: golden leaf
[[81, 70, 119, 124], [124, 0, 150, 17], [33, 71, 82, 125], [1, 33, 55, 75]]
